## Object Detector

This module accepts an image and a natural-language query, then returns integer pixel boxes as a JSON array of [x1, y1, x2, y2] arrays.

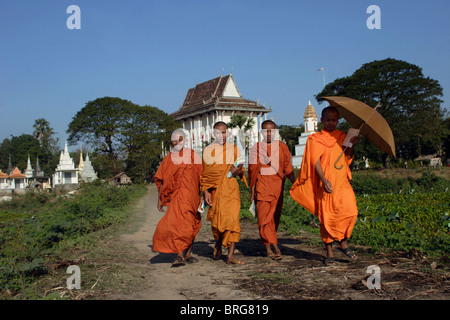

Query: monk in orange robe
[[248, 120, 296, 260], [290, 107, 359, 265], [201, 121, 246, 265], [153, 129, 203, 266]]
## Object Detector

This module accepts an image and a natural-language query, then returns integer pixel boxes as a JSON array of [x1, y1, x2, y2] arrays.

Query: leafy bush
[[0, 183, 147, 295]]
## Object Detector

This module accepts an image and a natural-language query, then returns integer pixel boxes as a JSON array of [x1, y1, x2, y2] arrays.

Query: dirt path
[[109, 185, 449, 300], [112, 184, 256, 300]]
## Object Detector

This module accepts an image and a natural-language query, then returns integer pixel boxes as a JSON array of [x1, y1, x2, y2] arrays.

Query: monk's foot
[[226, 258, 245, 265], [324, 257, 336, 266], [266, 250, 275, 259], [172, 256, 186, 267], [213, 246, 222, 260], [337, 247, 357, 260], [272, 253, 282, 261]]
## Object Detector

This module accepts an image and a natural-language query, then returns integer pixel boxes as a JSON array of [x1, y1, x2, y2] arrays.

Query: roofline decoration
[[171, 73, 271, 120]]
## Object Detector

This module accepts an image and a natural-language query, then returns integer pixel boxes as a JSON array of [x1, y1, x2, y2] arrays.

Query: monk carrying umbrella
[[290, 107, 359, 265], [291, 96, 396, 265]]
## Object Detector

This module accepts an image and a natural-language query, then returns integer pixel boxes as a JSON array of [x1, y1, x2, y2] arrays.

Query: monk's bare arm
[[157, 184, 165, 212], [315, 159, 333, 193]]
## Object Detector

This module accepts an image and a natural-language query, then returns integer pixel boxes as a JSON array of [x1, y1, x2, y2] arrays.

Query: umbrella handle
[[333, 102, 382, 170], [334, 146, 349, 170]]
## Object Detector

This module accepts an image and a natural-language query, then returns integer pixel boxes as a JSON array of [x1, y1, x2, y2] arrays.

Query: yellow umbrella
[[321, 96, 396, 169]]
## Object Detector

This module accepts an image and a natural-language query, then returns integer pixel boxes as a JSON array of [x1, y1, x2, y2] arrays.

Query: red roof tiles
[[8, 167, 27, 179]]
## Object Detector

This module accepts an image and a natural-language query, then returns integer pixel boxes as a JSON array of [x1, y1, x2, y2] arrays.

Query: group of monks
[[153, 106, 359, 267]]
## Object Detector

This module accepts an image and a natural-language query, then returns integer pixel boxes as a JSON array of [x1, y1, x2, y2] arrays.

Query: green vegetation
[[353, 192, 449, 254], [240, 168, 450, 256], [0, 182, 147, 298], [248, 272, 294, 284]]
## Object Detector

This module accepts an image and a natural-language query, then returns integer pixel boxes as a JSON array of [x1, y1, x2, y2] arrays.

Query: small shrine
[[79, 152, 98, 182], [24, 155, 34, 178], [8, 167, 27, 189], [0, 170, 9, 189], [52, 141, 79, 187], [292, 101, 318, 168], [1, 156, 28, 191]]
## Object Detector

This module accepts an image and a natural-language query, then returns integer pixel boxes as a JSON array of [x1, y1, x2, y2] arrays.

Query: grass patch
[[0, 182, 148, 299], [248, 272, 294, 284]]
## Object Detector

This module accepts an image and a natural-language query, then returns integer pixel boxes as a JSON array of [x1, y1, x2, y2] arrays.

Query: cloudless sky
[[1, 0, 449, 150]]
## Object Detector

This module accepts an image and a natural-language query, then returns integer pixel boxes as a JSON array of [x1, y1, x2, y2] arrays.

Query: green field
[[240, 168, 450, 256]]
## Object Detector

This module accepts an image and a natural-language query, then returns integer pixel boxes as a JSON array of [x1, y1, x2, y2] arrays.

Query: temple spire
[[24, 154, 34, 178]]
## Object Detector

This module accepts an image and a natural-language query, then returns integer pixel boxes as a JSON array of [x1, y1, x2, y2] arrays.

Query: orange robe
[[152, 148, 203, 253], [290, 130, 358, 244], [200, 142, 242, 248], [248, 141, 293, 245]]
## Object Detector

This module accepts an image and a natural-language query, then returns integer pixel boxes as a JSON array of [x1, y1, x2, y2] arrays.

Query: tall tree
[[32, 118, 60, 174], [121, 105, 179, 182], [315, 58, 445, 163], [67, 97, 180, 181], [67, 97, 136, 156], [0, 134, 40, 172]]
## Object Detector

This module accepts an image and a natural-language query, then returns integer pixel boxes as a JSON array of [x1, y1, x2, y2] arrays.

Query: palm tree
[[33, 118, 51, 145], [227, 114, 256, 162]]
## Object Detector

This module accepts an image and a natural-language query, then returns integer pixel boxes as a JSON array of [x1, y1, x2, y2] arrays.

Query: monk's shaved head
[[213, 121, 228, 129], [262, 120, 276, 129], [321, 106, 339, 118]]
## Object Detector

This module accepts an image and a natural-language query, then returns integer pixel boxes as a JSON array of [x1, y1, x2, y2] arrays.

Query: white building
[[7, 167, 27, 189], [53, 141, 79, 187], [79, 152, 98, 182], [170, 73, 272, 157], [292, 101, 318, 168], [0, 170, 9, 189]]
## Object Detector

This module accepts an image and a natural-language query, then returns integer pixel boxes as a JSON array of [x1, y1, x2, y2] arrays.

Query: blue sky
[[1, 0, 449, 150]]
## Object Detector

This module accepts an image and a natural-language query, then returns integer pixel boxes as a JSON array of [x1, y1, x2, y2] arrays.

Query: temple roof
[[0, 170, 8, 178], [171, 74, 270, 120], [9, 167, 27, 179]]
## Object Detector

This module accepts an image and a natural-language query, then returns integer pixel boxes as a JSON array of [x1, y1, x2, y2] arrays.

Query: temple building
[[170, 73, 271, 156], [292, 101, 318, 168], [52, 141, 79, 187]]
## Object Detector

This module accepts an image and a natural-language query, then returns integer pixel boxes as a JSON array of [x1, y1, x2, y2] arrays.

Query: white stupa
[[24, 154, 34, 178], [79, 152, 98, 182], [52, 140, 79, 187], [292, 101, 318, 168]]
